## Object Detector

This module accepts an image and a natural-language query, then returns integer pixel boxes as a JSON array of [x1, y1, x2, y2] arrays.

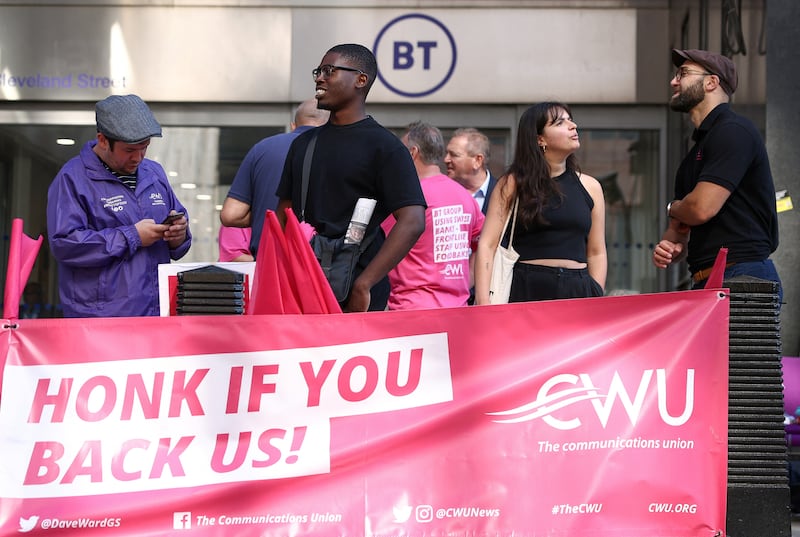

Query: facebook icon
[[173, 512, 192, 530]]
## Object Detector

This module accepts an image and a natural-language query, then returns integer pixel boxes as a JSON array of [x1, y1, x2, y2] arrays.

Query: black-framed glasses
[[674, 67, 713, 81], [312, 64, 365, 80]]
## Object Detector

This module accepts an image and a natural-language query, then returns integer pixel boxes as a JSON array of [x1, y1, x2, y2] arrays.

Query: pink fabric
[[381, 174, 484, 310], [283, 208, 341, 314], [247, 211, 301, 315], [785, 357, 800, 446], [0, 290, 729, 536], [218, 226, 252, 262], [2, 218, 43, 320], [783, 357, 800, 417], [297, 221, 317, 242], [704, 247, 728, 289], [246, 210, 339, 315]]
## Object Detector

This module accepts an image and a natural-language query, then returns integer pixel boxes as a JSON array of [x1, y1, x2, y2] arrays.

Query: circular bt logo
[[373, 13, 457, 98]]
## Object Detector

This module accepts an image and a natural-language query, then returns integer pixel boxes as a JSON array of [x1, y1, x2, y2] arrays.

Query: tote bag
[[488, 197, 519, 304]]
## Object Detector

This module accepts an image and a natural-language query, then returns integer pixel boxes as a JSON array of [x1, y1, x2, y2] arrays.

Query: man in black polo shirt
[[652, 49, 781, 301]]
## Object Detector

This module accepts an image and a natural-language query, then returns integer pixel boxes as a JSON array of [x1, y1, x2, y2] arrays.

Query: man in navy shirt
[[221, 99, 329, 257], [653, 49, 781, 300]]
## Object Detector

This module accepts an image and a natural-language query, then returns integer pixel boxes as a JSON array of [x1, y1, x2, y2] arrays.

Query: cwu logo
[[487, 369, 695, 430], [373, 13, 457, 98]]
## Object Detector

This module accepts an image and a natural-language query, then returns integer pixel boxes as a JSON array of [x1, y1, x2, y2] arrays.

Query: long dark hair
[[505, 102, 580, 227]]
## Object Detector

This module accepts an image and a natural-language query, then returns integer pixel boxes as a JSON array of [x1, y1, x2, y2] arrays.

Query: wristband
[[666, 201, 674, 218]]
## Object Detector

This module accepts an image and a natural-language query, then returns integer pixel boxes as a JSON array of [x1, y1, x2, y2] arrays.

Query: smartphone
[[161, 212, 185, 225]]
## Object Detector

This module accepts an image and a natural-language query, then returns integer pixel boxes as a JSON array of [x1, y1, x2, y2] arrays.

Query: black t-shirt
[[674, 103, 778, 273], [277, 116, 426, 306], [278, 117, 425, 238]]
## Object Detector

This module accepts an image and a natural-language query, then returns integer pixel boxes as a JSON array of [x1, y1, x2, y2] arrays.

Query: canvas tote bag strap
[[501, 197, 519, 248], [507, 197, 519, 247]]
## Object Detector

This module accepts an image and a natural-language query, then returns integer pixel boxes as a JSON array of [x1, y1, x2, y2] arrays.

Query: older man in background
[[444, 127, 497, 214]]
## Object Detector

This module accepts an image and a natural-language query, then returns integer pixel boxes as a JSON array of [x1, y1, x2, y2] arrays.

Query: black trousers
[[509, 263, 603, 303]]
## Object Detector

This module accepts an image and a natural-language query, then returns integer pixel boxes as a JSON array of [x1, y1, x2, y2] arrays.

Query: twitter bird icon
[[392, 504, 412, 523], [18, 516, 39, 533]]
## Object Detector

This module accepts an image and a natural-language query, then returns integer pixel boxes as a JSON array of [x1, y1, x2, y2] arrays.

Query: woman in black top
[[474, 102, 607, 303]]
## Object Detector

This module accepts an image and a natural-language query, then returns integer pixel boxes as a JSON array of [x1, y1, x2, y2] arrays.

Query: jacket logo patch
[[102, 195, 127, 213], [150, 192, 166, 206]]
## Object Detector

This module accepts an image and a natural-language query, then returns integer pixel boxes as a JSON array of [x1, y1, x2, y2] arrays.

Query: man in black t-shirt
[[277, 44, 426, 312], [652, 49, 781, 300]]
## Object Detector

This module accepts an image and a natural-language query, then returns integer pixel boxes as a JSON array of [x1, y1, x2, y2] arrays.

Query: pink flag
[[283, 208, 342, 314], [3, 218, 43, 320], [246, 211, 301, 315], [704, 247, 729, 290]]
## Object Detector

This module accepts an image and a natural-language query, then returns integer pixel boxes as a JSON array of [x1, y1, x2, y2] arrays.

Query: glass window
[[149, 126, 282, 263], [0, 123, 280, 309], [578, 129, 660, 294]]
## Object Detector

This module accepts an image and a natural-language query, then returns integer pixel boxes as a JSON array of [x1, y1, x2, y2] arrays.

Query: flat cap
[[672, 49, 738, 96], [95, 94, 162, 143]]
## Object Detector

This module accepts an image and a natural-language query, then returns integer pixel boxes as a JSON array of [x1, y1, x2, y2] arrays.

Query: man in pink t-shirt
[[382, 122, 484, 310]]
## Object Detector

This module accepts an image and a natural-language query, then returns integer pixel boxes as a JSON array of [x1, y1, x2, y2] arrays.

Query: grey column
[[766, 0, 800, 356]]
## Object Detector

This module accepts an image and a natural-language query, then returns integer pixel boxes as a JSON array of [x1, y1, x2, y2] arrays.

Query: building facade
[[0, 0, 780, 324]]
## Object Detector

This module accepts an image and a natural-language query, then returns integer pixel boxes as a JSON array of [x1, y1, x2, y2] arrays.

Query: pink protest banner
[[0, 290, 729, 536]]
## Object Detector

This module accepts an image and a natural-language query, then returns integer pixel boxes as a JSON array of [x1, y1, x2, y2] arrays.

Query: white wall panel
[[0, 6, 635, 103], [0, 6, 292, 102]]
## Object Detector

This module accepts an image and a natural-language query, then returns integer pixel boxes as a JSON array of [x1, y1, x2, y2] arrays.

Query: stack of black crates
[[724, 276, 790, 536], [176, 265, 245, 315]]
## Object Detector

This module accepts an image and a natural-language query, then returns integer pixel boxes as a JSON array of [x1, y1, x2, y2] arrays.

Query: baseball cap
[[672, 49, 738, 96], [95, 94, 163, 143]]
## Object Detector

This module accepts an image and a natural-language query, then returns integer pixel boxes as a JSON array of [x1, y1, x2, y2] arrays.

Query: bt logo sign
[[373, 13, 457, 98]]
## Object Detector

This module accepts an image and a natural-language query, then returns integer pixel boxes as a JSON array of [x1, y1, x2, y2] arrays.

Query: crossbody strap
[[300, 129, 319, 222]]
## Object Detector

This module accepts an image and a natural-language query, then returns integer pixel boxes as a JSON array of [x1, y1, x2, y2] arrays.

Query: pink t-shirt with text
[[381, 174, 484, 310]]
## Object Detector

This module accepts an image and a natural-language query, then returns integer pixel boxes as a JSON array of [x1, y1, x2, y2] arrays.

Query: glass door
[[578, 128, 661, 295]]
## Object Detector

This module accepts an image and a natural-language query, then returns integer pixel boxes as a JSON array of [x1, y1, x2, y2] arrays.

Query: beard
[[669, 79, 705, 113]]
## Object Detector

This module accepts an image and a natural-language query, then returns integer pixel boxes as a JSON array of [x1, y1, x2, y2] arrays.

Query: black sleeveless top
[[511, 170, 593, 262]]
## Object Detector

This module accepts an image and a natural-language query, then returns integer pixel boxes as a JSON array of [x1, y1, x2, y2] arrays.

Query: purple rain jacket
[[47, 140, 192, 317]]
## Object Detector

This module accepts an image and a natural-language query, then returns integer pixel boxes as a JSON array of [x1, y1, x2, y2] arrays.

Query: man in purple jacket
[[47, 94, 192, 317]]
